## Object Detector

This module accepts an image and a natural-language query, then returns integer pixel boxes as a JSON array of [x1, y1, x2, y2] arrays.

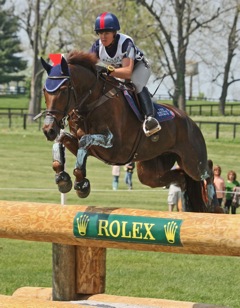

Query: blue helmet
[[95, 12, 120, 32]]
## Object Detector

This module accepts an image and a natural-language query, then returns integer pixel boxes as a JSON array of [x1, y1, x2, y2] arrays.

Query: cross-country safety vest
[[99, 33, 140, 68]]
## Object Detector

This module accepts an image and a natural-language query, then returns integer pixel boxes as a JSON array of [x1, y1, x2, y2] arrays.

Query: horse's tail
[[184, 175, 208, 212]]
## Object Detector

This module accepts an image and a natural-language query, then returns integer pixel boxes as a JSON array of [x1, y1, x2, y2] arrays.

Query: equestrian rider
[[90, 12, 161, 137]]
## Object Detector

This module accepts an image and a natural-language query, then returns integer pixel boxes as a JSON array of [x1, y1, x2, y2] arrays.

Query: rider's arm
[[109, 39, 135, 79], [109, 57, 134, 79]]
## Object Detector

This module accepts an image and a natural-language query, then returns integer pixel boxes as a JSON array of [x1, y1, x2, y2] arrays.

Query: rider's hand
[[101, 65, 115, 76], [107, 65, 115, 75]]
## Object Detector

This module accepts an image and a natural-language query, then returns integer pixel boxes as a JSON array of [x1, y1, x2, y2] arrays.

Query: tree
[[219, 5, 240, 114], [16, 0, 75, 118], [213, 3, 240, 115], [0, 0, 27, 84], [16, 0, 155, 117], [56, 0, 155, 55], [135, 0, 222, 110]]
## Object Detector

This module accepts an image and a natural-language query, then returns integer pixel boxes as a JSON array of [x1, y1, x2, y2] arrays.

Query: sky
[[13, 0, 240, 102], [149, 61, 240, 102], [18, 28, 238, 101]]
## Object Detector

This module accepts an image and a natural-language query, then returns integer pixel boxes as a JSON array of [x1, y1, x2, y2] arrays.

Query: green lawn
[[1, 95, 240, 139], [0, 97, 240, 307], [0, 130, 240, 307], [0, 94, 29, 108]]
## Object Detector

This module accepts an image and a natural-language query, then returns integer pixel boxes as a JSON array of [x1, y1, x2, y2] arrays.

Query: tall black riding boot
[[137, 87, 161, 136]]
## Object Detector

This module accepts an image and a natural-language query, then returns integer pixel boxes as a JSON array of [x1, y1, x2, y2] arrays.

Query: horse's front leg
[[52, 132, 79, 194], [74, 131, 113, 198], [52, 142, 72, 193]]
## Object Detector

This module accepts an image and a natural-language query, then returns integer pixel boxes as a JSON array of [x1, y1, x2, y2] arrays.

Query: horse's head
[[41, 56, 74, 141]]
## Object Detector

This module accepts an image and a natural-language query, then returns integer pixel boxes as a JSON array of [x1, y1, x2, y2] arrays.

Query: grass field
[[1, 95, 240, 139], [0, 96, 240, 307]]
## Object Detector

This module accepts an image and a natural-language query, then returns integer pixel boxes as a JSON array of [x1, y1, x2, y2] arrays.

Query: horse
[[39, 50, 221, 213]]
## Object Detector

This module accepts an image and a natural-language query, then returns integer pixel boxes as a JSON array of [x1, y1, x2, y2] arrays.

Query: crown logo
[[164, 221, 178, 244], [77, 214, 90, 236]]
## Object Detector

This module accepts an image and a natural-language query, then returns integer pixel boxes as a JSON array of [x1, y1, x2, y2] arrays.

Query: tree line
[[2, 0, 240, 116]]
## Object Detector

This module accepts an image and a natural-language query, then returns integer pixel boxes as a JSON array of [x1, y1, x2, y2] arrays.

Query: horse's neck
[[75, 68, 118, 112], [71, 66, 99, 106], [73, 63, 127, 102]]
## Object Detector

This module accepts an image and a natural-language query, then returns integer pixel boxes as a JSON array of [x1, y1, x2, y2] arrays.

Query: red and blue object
[[49, 54, 63, 66], [95, 12, 120, 32], [41, 56, 69, 92]]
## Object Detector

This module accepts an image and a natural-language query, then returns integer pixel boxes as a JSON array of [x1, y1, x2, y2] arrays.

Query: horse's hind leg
[[177, 143, 223, 213], [183, 154, 222, 212], [137, 155, 185, 189], [137, 156, 212, 213], [204, 160, 224, 213]]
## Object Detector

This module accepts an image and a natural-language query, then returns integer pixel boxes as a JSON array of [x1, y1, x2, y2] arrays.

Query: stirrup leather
[[143, 117, 161, 137]]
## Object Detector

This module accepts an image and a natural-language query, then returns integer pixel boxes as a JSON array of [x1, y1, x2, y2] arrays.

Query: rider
[[90, 12, 161, 137]]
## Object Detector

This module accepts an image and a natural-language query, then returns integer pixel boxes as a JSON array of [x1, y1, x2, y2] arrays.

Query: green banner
[[73, 212, 183, 246]]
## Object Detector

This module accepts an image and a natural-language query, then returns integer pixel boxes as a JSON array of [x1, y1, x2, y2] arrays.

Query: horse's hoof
[[55, 171, 72, 193], [74, 178, 91, 198], [58, 180, 73, 193]]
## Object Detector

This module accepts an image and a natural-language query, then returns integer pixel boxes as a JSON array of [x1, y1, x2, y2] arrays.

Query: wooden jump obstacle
[[0, 200, 237, 307], [1, 200, 239, 256]]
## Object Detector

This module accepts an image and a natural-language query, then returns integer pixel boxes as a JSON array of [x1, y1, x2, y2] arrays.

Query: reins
[[37, 62, 134, 130], [34, 72, 97, 129], [98, 72, 136, 93], [75, 71, 135, 114]]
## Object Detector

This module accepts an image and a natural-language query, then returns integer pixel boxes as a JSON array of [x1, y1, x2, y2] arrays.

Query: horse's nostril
[[42, 128, 57, 141], [49, 128, 55, 136]]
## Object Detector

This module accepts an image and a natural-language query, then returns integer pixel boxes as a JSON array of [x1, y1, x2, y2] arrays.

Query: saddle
[[97, 67, 175, 123]]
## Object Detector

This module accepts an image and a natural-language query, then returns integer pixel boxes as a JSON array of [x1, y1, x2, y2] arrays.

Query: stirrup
[[143, 117, 161, 137]]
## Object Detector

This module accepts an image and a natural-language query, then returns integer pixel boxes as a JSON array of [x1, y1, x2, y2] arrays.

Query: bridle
[[34, 75, 73, 128], [36, 63, 124, 131], [34, 74, 96, 130], [46, 76, 74, 129]]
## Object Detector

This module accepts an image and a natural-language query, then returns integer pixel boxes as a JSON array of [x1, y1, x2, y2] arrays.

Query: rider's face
[[98, 31, 115, 47]]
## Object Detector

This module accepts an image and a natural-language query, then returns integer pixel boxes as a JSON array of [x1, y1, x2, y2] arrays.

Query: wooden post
[[52, 146, 106, 300], [52, 245, 106, 300], [233, 124, 236, 139], [216, 123, 220, 139], [52, 143, 78, 301], [23, 114, 27, 130], [52, 244, 77, 301], [76, 246, 106, 294], [189, 75, 193, 100]]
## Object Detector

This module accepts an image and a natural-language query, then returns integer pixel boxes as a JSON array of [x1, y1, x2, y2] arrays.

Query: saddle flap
[[97, 67, 175, 123], [124, 90, 175, 123]]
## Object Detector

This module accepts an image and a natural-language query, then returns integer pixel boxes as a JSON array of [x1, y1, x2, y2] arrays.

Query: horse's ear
[[61, 56, 69, 76], [41, 57, 52, 75]]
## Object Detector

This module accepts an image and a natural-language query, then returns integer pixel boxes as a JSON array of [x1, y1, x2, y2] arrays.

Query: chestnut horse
[[39, 50, 218, 212]]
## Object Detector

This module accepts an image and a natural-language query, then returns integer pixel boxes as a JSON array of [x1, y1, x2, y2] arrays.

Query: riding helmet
[[95, 12, 120, 32]]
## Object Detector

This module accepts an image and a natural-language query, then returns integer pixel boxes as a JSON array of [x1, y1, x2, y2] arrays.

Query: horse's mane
[[67, 50, 98, 73]]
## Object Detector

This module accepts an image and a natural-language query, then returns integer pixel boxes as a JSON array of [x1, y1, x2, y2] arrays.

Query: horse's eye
[[60, 87, 68, 94]]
